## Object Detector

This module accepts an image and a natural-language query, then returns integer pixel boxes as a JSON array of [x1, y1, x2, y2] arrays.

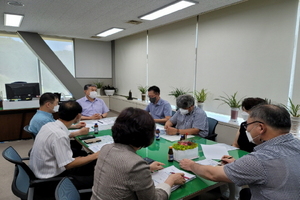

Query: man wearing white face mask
[[232, 97, 267, 153], [77, 84, 109, 120], [164, 94, 208, 137], [29, 93, 87, 137], [180, 104, 300, 200]]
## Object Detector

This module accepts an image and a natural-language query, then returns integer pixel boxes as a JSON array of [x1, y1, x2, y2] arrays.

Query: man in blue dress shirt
[[76, 84, 109, 120], [29, 92, 87, 136], [145, 86, 172, 124]]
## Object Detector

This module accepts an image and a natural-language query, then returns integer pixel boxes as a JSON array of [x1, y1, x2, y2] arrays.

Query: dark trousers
[[239, 188, 251, 200]]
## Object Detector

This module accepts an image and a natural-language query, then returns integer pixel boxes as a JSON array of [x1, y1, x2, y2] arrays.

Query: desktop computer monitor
[[5, 82, 40, 100]]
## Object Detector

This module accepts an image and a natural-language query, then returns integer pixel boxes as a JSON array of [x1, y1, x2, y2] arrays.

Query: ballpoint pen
[[170, 172, 190, 180], [217, 156, 233, 162]]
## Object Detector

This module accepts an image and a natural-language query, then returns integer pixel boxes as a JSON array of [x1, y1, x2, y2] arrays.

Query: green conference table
[[76, 129, 248, 200]]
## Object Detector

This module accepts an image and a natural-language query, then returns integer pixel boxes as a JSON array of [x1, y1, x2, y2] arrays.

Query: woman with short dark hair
[[232, 97, 267, 152], [91, 107, 185, 200]]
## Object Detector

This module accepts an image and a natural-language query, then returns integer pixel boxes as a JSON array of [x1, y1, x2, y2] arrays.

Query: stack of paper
[[201, 144, 229, 159], [87, 135, 114, 153], [151, 165, 195, 191], [196, 158, 220, 166]]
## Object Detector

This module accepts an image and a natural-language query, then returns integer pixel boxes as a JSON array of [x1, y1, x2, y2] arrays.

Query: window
[[0, 33, 75, 99]]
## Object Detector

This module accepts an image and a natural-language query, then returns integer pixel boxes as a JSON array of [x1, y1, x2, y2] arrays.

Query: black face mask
[[150, 97, 156, 104]]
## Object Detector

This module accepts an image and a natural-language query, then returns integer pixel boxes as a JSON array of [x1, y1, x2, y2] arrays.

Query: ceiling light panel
[[139, 0, 197, 21], [96, 28, 124, 37], [4, 13, 24, 27]]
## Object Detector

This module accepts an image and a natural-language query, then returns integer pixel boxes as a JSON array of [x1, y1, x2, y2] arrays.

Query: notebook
[[151, 165, 196, 191]]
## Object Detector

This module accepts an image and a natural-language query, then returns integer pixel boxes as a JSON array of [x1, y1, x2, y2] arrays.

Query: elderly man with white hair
[[164, 94, 208, 137]]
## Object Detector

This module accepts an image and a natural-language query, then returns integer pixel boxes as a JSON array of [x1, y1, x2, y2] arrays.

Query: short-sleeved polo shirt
[[145, 98, 172, 119]]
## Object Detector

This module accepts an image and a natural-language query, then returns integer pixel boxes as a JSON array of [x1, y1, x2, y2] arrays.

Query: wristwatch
[[101, 114, 104, 118], [176, 129, 180, 135]]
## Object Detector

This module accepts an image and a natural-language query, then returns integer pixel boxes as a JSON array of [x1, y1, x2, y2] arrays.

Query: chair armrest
[[30, 177, 64, 186], [21, 157, 30, 160], [205, 133, 218, 141]]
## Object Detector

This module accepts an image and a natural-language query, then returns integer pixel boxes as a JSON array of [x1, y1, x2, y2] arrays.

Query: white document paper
[[87, 135, 114, 153], [160, 134, 195, 142], [151, 165, 196, 192], [211, 143, 239, 151], [98, 117, 116, 125], [196, 158, 220, 166], [201, 144, 229, 159]]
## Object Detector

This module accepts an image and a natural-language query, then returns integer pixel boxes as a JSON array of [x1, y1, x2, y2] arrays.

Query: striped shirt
[[224, 133, 300, 200], [29, 120, 74, 179]]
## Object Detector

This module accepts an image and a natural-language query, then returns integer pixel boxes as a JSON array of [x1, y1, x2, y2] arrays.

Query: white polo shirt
[[29, 120, 75, 179]]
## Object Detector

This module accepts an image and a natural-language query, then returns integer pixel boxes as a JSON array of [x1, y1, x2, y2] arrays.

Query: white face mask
[[241, 111, 249, 121], [89, 91, 97, 99], [53, 105, 59, 112], [179, 108, 189, 115], [245, 130, 260, 144]]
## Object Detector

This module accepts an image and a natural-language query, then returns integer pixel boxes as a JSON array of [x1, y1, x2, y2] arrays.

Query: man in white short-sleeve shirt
[[29, 101, 99, 189]]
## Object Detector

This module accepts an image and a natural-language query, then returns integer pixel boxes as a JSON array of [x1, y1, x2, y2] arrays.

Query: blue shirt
[[170, 106, 208, 137], [224, 133, 300, 200], [76, 96, 109, 117], [145, 98, 172, 119], [29, 110, 55, 135]]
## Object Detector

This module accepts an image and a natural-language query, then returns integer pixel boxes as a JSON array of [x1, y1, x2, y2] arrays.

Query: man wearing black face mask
[[145, 86, 172, 124]]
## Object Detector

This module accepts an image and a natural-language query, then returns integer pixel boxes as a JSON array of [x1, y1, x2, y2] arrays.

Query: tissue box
[[173, 147, 199, 161]]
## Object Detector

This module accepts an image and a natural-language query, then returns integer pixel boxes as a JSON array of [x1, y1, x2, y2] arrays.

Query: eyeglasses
[[243, 121, 264, 129]]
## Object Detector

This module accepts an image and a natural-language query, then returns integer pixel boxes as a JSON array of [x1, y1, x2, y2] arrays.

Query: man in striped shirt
[[180, 104, 300, 200], [29, 101, 99, 189]]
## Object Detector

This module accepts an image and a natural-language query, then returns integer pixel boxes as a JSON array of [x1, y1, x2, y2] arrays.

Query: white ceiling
[[0, 0, 247, 42]]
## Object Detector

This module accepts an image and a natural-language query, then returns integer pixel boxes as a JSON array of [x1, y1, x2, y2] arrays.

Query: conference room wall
[[114, 32, 147, 98], [114, 0, 298, 116], [74, 39, 112, 78], [196, 0, 297, 115], [147, 18, 197, 106], [293, 19, 300, 105]]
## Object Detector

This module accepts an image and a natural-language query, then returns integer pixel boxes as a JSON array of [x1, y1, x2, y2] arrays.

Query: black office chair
[[205, 117, 218, 141], [2, 146, 62, 200]]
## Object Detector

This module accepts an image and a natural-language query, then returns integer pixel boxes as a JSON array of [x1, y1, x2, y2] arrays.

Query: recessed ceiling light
[[4, 13, 24, 27], [139, 0, 197, 21], [96, 28, 124, 37], [7, 1, 24, 7]]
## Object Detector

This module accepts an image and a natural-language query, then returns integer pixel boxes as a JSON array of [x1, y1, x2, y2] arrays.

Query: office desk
[[76, 129, 248, 200]]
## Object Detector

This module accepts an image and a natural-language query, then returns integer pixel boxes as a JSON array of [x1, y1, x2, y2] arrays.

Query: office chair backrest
[[2, 146, 23, 164], [208, 117, 218, 135], [24, 125, 36, 140], [2, 146, 34, 200], [55, 177, 80, 200], [206, 117, 218, 141], [13, 165, 31, 200]]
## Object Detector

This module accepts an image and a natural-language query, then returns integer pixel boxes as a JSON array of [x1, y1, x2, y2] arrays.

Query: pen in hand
[[170, 172, 190, 180], [218, 156, 233, 162]]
